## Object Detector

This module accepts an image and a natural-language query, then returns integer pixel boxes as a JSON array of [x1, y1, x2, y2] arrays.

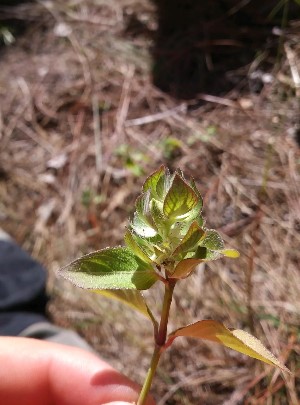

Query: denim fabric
[[0, 240, 48, 335]]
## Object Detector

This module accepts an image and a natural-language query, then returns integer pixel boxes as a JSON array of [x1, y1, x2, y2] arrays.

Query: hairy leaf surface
[[163, 174, 198, 219], [150, 199, 167, 235], [94, 289, 151, 318], [131, 212, 157, 238], [167, 320, 289, 372], [124, 230, 152, 263], [200, 229, 224, 251], [60, 247, 158, 290], [143, 165, 167, 200], [173, 221, 205, 257]]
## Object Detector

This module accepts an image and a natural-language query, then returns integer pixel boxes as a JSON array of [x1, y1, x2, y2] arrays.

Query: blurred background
[[0, 0, 299, 403]]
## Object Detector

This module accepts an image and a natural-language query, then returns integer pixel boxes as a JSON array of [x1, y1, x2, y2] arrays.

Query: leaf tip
[[221, 249, 240, 258]]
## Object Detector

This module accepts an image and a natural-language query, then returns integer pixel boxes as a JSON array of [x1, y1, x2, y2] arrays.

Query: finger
[[0, 337, 155, 405]]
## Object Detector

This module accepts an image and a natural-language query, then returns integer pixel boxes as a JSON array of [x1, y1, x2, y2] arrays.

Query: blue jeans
[[0, 239, 94, 350], [0, 240, 48, 335]]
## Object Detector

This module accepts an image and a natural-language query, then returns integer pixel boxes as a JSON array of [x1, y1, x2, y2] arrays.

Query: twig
[[114, 65, 135, 139], [125, 104, 186, 127], [0, 110, 3, 141], [39, 0, 92, 99], [223, 371, 267, 405], [246, 214, 262, 334], [57, 110, 85, 225], [92, 94, 102, 175], [197, 93, 238, 108], [17, 123, 54, 153], [284, 43, 300, 97]]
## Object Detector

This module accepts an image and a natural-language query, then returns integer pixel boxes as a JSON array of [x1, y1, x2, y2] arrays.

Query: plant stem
[[157, 281, 175, 346], [137, 281, 175, 405], [136, 344, 161, 405]]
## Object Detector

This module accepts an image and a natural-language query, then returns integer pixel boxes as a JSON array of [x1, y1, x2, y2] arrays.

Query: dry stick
[[0, 110, 3, 141], [225, 175, 300, 245], [92, 94, 103, 175], [39, 0, 92, 99], [126, 127, 163, 157], [64, 8, 115, 26], [125, 104, 186, 127], [158, 369, 250, 405], [223, 371, 268, 405], [257, 366, 300, 405], [2, 79, 35, 149], [246, 210, 263, 335], [17, 123, 54, 154], [284, 44, 300, 97], [246, 140, 273, 333], [197, 93, 238, 108], [58, 110, 85, 225], [270, 334, 299, 405], [226, 0, 252, 17], [114, 65, 135, 140]]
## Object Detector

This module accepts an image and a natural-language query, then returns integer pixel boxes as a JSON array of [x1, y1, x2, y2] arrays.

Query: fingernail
[[102, 402, 136, 405]]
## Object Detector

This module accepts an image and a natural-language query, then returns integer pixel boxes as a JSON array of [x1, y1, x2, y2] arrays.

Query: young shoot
[[60, 165, 289, 404]]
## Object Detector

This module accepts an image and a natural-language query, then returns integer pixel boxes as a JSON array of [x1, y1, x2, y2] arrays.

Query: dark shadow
[[0, 0, 33, 4], [150, 0, 299, 99], [0, 1, 35, 48]]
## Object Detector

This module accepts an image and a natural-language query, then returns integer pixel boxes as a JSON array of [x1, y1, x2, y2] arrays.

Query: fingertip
[[102, 402, 136, 405], [102, 396, 156, 405], [0, 337, 156, 405]]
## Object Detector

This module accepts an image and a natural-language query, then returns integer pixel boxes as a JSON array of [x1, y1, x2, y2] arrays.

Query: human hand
[[0, 337, 155, 405]]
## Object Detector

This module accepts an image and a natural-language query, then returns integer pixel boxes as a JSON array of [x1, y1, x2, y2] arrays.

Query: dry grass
[[0, 1, 299, 404]]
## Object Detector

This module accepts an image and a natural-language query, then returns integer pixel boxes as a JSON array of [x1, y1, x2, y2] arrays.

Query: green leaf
[[193, 245, 223, 261], [130, 230, 159, 259], [194, 246, 234, 262], [173, 214, 204, 239], [196, 231, 239, 261], [193, 229, 224, 261], [220, 249, 240, 258], [124, 230, 152, 263], [60, 247, 158, 290], [150, 199, 167, 235], [143, 165, 167, 200], [94, 289, 151, 318], [158, 169, 173, 201], [180, 178, 203, 224], [166, 320, 290, 373], [200, 229, 224, 251], [194, 246, 208, 259], [163, 174, 198, 220], [135, 191, 151, 225], [173, 221, 205, 258], [131, 212, 157, 238], [190, 178, 203, 211], [170, 258, 202, 279]]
